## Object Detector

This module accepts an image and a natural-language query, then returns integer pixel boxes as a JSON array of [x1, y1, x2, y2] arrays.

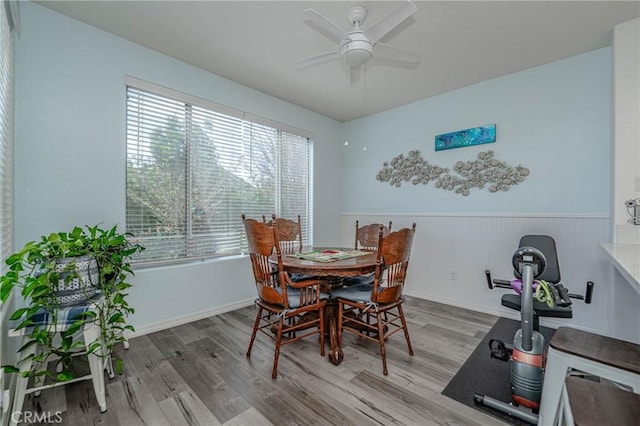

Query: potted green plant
[[0, 224, 144, 383]]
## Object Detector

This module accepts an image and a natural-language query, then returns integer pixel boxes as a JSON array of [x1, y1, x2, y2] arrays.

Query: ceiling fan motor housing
[[347, 5, 368, 26], [340, 32, 373, 67]]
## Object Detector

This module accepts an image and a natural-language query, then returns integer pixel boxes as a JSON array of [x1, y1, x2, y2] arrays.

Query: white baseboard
[[404, 290, 519, 321], [127, 298, 255, 339], [404, 291, 604, 335]]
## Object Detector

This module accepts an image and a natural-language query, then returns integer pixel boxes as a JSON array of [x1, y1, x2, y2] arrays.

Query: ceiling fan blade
[[304, 9, 348, 43], [374, 43, 421, 64], [296, 51, 340, 67], [363, 0, 417, 44]]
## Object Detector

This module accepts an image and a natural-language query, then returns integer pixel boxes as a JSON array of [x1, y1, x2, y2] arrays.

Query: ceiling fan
[[298, 0, 421, 82]]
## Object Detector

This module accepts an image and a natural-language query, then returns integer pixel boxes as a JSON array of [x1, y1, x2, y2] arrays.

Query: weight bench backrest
[[514, 235, 561, 284], [503, 234, 571, 324]]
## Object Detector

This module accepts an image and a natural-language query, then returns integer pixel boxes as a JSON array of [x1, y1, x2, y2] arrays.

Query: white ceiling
[[37, 1, 639, 121]]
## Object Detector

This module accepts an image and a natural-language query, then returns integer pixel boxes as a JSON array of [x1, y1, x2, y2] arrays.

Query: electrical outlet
[[450, 269, 458, 281]]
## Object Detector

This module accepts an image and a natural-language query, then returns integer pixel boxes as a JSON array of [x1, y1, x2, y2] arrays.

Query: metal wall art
[[375, 150, 529, 196], [435, 124, 496, 151]]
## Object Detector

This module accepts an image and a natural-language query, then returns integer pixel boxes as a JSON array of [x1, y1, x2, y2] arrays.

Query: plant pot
[[50, 255, 100, 306]]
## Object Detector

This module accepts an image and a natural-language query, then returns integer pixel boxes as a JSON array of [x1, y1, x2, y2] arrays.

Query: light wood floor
[[19, 297, 509, 425]]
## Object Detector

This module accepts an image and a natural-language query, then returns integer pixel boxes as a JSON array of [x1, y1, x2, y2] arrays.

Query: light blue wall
[[342, 48, 612, 215], [14, 2, 342, 329]]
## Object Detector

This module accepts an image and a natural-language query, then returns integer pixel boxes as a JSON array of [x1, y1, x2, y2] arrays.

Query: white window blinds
[[0, 1, 14, 277], [125, 79, 313, 264], [0, 0, 14, 411]]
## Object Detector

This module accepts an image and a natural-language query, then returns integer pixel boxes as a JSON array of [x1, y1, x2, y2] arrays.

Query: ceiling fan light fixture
[[340, 33, 373, 67], [342, 47, 372, 68]]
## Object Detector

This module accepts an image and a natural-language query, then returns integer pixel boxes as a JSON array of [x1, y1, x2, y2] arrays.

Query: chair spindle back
[[355, 220, 392, 251], [243, 214, 288, 307], [372, 223, 416, 304], [263, 214, 303, 254]]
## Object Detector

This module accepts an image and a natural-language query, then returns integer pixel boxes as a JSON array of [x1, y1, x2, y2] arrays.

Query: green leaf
[[56, 370, 74, 382], [2, 270, 18, 280], [74, 310, 97, 319], [5, 252, 24, 266], [114, 358, 123, 374], [116, 282, 133, 291], [2, 365, 19, 373], [26, 306, 43, 319], [69, 341, 86, 350], [13, 319, 35, 331], [17, 339, 40, 353], [70, 227, 84, 240], [108, 312, 123, 324], [0, 282, 15, 303], [8, 261, 24, 272], [34, 331, 49, 345], [87, 341, 101, 354], [9, 307, 29, 321], [17, 352, 36, 363], [22, 280, 51, 298], [62, 321, 84, 337], [34, 370, 53, 379], [30, 285, 53, 299], [60, 336, 73, 351], [47, 233, 62, 243]]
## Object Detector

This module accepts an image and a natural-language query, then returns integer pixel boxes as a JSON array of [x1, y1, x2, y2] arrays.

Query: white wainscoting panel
[[342, 213, 612, 334]]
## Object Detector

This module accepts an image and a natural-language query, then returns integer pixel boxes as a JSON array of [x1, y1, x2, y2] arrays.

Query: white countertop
[[601, 243, 640, 293]]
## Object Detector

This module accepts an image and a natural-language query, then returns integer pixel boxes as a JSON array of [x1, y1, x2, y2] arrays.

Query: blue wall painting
[[435, 124, 496, 151]]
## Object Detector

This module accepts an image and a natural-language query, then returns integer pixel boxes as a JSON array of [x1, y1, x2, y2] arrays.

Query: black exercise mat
[[442, 317, 555, 425]]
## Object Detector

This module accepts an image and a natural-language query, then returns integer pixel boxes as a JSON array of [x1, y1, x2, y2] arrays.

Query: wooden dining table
[[273, 247, 378, 365]]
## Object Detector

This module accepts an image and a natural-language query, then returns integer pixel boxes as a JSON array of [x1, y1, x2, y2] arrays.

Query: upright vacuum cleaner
[[474, 245, 549, 425]]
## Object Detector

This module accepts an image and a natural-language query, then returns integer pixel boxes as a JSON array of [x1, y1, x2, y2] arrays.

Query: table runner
[[287, 249, 371, 263]]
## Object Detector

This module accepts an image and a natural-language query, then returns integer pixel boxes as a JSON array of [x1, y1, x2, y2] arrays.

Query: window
[[125, 77, 313, 265], [0, 0, 15, 411]]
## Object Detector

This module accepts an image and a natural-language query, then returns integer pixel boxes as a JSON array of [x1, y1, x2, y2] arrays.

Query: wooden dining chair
[[333, 223, 417, 375], [263, 214, 312, 282], [344, 220, 392, 286], [262, 214, 303, 254], [242, 214, 326, 379], [355, 220, 392, 251]]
